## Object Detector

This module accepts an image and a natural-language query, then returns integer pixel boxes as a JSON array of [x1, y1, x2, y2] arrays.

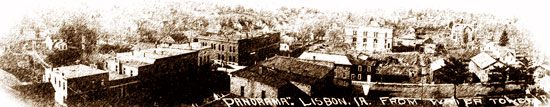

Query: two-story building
[[44, 65, 109, 106], [105, 47, 203, 79], [196, 32, 280, 66], [230, 56, 336, 98], [298, 52, 352, 87], [344, 23, 393, 53]]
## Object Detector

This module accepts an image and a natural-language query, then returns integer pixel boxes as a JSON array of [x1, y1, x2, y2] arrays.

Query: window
[[358, 74, 362, 80], [221, 45, 225, 51], [261, 90, 266, 98], [353, 30, 357, 35], [101, 79, 105, 86], [363, 38, 367, 42], [374, 32, 378, 38], [374, 39, 378, 48], [358, 66, 362, 72], [363, 31, 367, 36], [240, 86, 245, 96], [228, 46, 232, 52], [351, 74, 356, 80], [352, 37, 357, 44], [63, 82, 65, 91], [385, 33, 388, 38], [385, 39, 388, 48], [367, 66, 371, 73]]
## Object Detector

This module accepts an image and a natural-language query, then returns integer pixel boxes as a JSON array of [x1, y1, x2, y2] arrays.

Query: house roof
[[298, 52, 352, 65], [231, 66, 289, 88], [160, 36, 175, 43], [401, 34, 416, 39], [424, 38, 434, 44], [377, 65, 418, 76], [262, 56, 333, 79], [348, 55, 377, 66], [470, 52, 497, 69], [53, 65, 109, 79], [430, 59, 446, 72]]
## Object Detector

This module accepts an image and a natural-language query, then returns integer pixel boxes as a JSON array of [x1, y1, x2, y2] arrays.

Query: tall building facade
[[196, 32, 280, 66], [344, 25, 393, 52]]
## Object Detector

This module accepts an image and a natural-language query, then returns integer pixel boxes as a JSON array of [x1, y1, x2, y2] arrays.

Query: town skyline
[[0, 0, 549, 106]]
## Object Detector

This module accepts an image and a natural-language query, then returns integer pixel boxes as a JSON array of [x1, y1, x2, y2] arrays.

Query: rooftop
[[121, 60, 152, 67], [118, 48, 196, 60], [196, 32, 277, 41], [231, 66, 289, 88], [377, 65, 419, 76], [53, 65, 109, 79], [298, 52, 352, 65], [471, 52, 497, 69], [261, 56, 333, 79]]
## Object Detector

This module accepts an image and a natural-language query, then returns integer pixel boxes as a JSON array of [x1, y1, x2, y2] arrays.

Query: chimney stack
[[313, 56, 316, 61], [258, 66, 262, 74]]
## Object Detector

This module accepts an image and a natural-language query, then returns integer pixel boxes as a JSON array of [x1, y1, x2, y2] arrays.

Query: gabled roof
[[348, 55, 377, 66], [262, 56, 333, 79], [471, 52, 497, 69], [377, 65, 418, 76], [424, 38, 434, 44], [430, 58, 446, 72], [231, 66, 289, 88], [160, 36, 175, 43], [298, 52, 352, 65]]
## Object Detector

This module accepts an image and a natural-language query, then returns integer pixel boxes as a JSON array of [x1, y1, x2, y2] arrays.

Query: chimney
[[143, 53, 146, 57], [313, 56, 316, 61], [258, 66, 262, 74]]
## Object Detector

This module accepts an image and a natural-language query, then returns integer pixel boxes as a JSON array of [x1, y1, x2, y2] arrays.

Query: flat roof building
[[196, 32, 280, 66], [44, 65, 109, 106]]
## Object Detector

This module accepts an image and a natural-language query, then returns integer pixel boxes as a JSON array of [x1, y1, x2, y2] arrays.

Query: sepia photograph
[[0, 0, 549, 106]]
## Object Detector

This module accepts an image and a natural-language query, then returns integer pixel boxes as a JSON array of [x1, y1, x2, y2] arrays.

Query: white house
[[53, 40, 68, 51]]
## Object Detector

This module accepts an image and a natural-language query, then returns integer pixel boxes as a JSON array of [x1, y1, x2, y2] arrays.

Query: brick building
[[344, 23, 393, 52], [44, 65, 109, 106], [196, 32, 280, 66], [348, 56, 378, 82], [104, 47, 206, 78], [298, 52, 352, 87], [230, 56, 336, 98]]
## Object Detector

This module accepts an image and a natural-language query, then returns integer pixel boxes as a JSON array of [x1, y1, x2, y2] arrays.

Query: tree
[[57, 16, 99, 54], [499, 30, 509, 46], [46, 50, 82, 67], [434, 57, 470, 97]]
